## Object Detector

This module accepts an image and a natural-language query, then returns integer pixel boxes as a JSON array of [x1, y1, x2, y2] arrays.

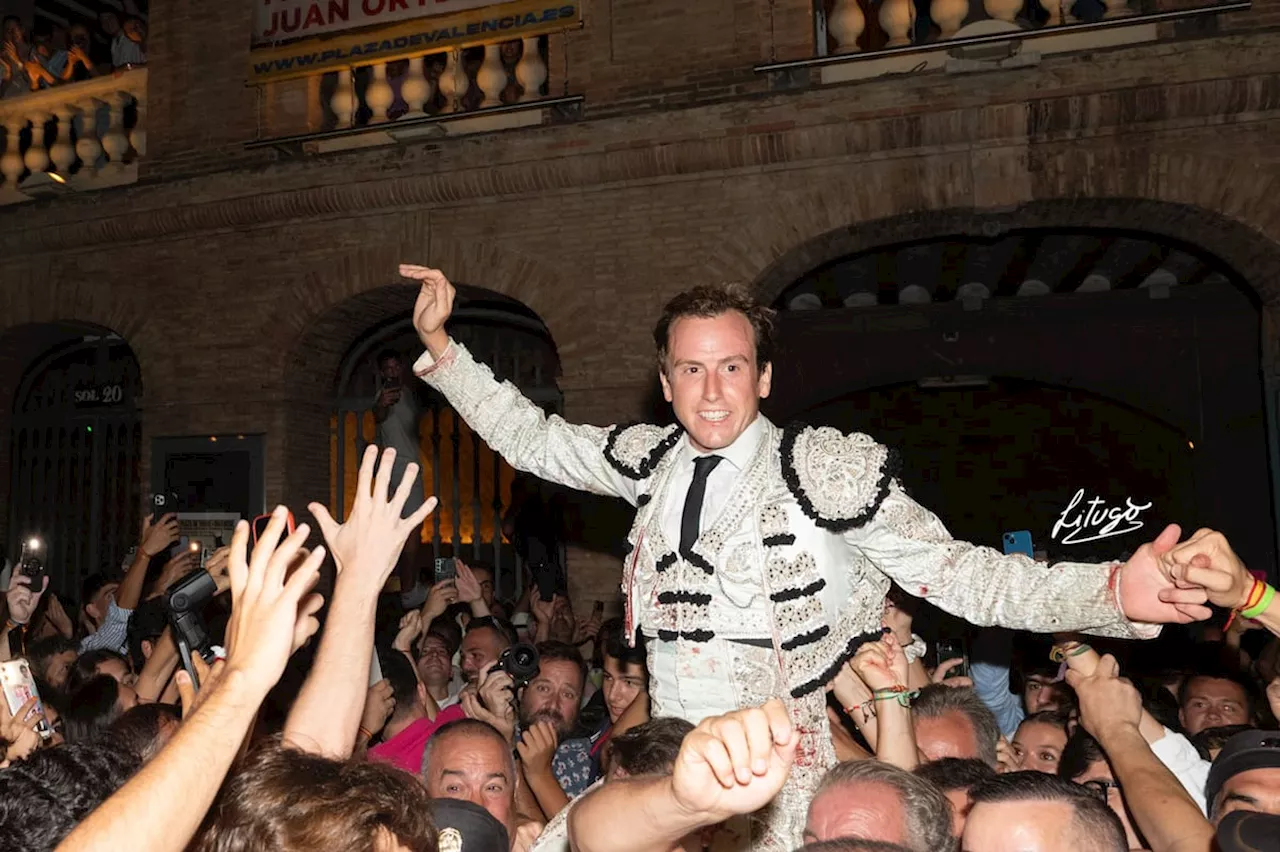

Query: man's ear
[[141, 638, 154, 660], [659, 366, 673, 403], [757, 361, 773, 399]]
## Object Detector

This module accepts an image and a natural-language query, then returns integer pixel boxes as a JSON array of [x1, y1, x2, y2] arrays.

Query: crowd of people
[[1, 7, 146, 100], [0, 265, 1278, 852], [0, 445, 1274, 851]]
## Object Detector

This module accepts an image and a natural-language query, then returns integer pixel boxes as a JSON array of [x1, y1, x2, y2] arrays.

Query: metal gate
[[8, 335, 142, 597], [332, 310, 563, 600]]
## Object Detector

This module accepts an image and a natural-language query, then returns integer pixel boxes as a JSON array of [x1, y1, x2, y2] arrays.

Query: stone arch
[[276, 238, 569, 517], [746, 198, 1280, 309]]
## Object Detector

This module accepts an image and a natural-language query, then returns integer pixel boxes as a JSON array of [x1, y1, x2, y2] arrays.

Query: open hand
[[671, 698, 798, 823], [403, 265, 455, 357], [308, 445, 438, 594], [1118, 524, 1212, 624], [454, 560, 483, 604], [44, 593, 73, 639], [222, 506, 326, 698]]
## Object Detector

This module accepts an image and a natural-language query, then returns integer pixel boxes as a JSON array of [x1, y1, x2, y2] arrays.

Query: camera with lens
[[497, 642, 540, 686], [165, 568, 217, 687]]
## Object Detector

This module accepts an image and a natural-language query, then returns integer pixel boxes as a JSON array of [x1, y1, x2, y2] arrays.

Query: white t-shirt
[[374, 385, 422, 463]]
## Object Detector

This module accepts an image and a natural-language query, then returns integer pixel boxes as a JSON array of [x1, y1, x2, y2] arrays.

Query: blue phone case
[[1003, 530, 1034, 557]]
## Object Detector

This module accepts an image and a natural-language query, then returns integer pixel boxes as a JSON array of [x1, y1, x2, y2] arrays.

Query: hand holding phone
[[18, 537, 45, 587], [0, 660, 53, 742], [934, 638, 970, 681]]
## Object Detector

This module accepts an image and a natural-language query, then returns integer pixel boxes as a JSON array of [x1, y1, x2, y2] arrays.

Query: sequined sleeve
[[845, 483, 1160, 640], [414, 342, 678, 503]]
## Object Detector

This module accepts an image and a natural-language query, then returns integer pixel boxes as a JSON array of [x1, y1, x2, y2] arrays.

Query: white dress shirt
[[659, 415, 767, 554]]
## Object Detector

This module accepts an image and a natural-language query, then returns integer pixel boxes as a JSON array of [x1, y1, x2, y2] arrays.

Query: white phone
[[0, 659, 53, 740]]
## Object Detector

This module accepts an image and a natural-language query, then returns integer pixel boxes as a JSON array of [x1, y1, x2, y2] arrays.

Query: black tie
[[680, 455, 723, 558]]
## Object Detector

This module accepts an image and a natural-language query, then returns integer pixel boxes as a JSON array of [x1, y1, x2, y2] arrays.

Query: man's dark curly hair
[[652, 284, 776, 374], [0, 742, 142, 851]]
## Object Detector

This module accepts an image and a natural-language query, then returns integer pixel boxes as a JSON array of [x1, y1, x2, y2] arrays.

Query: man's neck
[[426, 680, 451, 702], [382, 709, 428, 741]]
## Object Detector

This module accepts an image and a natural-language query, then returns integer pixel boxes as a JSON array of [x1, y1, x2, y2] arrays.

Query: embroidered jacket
[[416, 342, 1156, 702]]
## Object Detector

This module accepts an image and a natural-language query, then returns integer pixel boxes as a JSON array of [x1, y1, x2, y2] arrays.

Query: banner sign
[[1051, 488, 1152, 546], [255, 0, 503, 45], [249, 0, 579, 84]]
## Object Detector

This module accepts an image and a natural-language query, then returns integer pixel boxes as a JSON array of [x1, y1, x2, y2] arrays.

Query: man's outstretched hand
[[402, 265, 455, 360], [671, 698, 798, 824], [1117, 524, 1212, 624]]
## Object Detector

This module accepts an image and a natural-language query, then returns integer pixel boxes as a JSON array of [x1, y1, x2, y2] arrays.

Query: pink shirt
[[368, 704, 467, 775]]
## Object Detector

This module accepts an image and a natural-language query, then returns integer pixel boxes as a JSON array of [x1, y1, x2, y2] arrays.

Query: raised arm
[[402, 265, 649, 504], [284, 446, 438, 758], [846, 481, 1209, 638], [56, 510, 326, 852], [1067, 655, 1214, 852], [119, 513, 179, 611]]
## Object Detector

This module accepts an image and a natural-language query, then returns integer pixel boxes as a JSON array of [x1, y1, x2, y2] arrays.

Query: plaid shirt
[[79, 600, 132, 656]]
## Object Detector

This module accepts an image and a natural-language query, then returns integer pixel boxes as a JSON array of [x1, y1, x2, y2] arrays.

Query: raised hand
[[454, 560, 483, 604], [308, 445, 438, 594], [361, 679, 396, 738], [930, 658, 973, 689], [1, 695, 43, 762], [1161, 529, 1254, 610], [882, 596, 913, 645], [141, 512, 179, 558], [1117, 524, 1212, 624], [44, 593, 73, 639], [393, 610, 424, 653], [222, 506, 326, 697], [421, 579, 457, 622], [5, 573, 47, 625], [1064, 653, 1143, 745], [516, 719, 559, 779], [851, 636, 906, 691], [402, 265, 455, 358], [671, 698, 798, 823]]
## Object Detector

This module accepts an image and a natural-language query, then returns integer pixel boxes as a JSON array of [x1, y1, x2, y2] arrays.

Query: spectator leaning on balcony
[[111, 16, 146, 69]]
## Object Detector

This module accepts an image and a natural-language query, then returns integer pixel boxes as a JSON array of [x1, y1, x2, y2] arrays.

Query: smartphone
[[18, 536, 46, 587], [936, 638, 970, 679], [0, 660, 53, 741], [251, 511, 297, 545], [434, 557, 457, 583], [152, 491, 179, 523], [1002, 530, 1034, 558], [534, 562, 560, 603]]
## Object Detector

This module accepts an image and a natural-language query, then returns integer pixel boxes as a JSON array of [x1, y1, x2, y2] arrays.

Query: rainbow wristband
[[1241, 583, 1276, 620]]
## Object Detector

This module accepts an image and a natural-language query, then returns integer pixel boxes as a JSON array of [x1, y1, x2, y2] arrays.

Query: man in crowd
[[1180, 671, 1255, 735], [372, 348, 428, 604], [461, 617, 517, 686], [803, 761, 954, 852], [962, 772, 1128, 852], [403, 263, 1219, 848], [80, 513, 178, 656], [914, 758, 996, 837], [911, 685, 1001, 767], [516, 640, 595, 817], [1207, 730, 1280, 823], [422, 718, 529, 850], [368, 649, 447, 774]]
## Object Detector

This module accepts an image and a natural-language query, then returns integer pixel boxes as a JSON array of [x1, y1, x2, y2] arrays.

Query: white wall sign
[[254, 0, 504, 45], [1051, 489, 1152, 545]]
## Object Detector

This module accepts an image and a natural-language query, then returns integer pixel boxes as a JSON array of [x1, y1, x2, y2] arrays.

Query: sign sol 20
[[74, 384, 125, 408]]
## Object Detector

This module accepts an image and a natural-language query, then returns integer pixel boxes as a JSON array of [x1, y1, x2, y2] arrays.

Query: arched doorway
[[8, 328, 142, 594], [331, 286, 562, 596], [763, 227, 1275, 573]]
